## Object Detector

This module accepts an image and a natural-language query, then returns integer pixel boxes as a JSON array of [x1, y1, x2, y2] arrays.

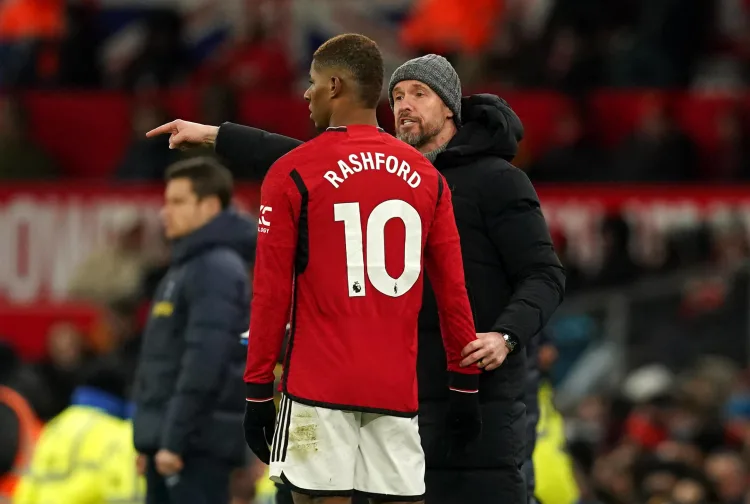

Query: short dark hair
[[165, 157, 233, 210], [313, 33, 384, 109]]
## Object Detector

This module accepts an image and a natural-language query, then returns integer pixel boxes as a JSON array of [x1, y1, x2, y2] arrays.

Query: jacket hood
[[172, 209, 257, 264], [439, 94, 524, 165]]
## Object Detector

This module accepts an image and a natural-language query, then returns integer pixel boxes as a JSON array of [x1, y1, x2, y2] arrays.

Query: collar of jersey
[[326, 125, 385, 132]]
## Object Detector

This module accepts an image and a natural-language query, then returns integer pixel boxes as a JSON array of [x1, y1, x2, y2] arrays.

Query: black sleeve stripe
[[289, 169, 309, 274], [289, 169, 307, 196]]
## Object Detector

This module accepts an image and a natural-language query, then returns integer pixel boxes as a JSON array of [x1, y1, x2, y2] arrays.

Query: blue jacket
[[133, 210, 255, 464]]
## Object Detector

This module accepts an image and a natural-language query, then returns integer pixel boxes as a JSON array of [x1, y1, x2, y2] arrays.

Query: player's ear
[[329, 76, 342, 99]]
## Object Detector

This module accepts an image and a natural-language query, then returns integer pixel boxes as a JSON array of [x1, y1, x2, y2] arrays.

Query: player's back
[[280, 125, 443, 415]]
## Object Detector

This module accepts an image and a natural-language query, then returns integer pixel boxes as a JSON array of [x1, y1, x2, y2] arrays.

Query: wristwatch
[[502, 333, 517, 353]]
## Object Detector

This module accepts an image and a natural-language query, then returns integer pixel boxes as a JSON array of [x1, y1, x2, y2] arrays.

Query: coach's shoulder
[[480, 159, 539, 207]]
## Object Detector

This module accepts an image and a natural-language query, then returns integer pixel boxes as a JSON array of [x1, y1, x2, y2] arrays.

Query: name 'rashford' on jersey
[[244, 125, 479, 415]]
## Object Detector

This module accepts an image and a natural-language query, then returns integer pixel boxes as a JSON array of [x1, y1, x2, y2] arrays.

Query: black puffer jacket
[[133, 210, 255, 464], [417, 96, 563, 504], [417, 95, 564, 404]]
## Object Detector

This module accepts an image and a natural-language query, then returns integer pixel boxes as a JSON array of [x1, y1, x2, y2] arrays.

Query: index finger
[[461, 338, 484, 357], [145, 121, 177, 138]]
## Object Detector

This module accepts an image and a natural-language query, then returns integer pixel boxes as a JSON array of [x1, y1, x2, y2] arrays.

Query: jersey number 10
[[334, 200, 422, 298]]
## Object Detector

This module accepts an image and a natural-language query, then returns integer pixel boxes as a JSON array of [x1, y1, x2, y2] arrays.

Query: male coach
[[148, 54, 565, 504], [133, 158, 256, 504]]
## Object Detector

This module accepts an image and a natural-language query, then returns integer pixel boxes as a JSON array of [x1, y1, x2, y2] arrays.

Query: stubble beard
[[396, 117, 445, 150]]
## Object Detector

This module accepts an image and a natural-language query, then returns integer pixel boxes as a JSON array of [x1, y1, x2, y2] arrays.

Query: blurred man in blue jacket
[[133, 157, 256, 504]]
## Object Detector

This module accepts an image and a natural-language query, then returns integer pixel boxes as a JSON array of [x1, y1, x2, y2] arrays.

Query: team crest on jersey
[[258, 205, 272, 233]]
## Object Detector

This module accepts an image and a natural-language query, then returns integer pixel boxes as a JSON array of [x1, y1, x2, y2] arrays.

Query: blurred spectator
[[528, 104, 604, 181], [709, 212, 750, 271], [0, 379, 41, 501], [0, 401, 17, 478], [0, 0, 63, 41], [0, 341, 44, 500], [0, 0, 64, 86], [201, 83, 238, 127], [537, 26, 603, 92], [194, 4, 293, 93], [14, 357, 146, 504], [121, 9, 188, 91], [32, 323, 92, 421], [0, 96, 57, 179], [116, 101, 181, 180], [67, 208, 151, 307], [54, 3, 101, 88], [593, 216, 640, 287], [400, 0, 503, 56], [704, 451, 746, 504], [611, 96, 699, 181], [0, 342, 53, 421], [606, 0, 713, 88], [179, 85, 239, 164], [669, 472, 715, 504], [712, 108, 750, 181], [533, 379, 581, 504]]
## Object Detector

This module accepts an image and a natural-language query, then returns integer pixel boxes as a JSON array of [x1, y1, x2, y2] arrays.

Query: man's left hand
[[460, 332, 510, 371], [155, 449, 183, 476]]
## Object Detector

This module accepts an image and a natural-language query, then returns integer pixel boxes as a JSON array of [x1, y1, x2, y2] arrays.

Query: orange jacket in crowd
[[0, 386, 42, 501], [401, 0, 504, 54], [0, 0, 64, 41]]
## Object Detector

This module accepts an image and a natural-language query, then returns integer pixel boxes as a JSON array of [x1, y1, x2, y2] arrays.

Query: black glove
[[446, 373, 482, 452], [244, 383, 276, 464]]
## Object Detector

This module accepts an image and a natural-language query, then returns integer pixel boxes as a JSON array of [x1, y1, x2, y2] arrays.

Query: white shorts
[[269, 394, 425, 500]]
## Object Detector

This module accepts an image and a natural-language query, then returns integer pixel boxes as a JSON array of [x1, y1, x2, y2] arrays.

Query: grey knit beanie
[[388, 54, 462, 126]]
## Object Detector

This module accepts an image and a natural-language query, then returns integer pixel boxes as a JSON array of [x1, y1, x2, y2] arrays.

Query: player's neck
[[417, 119, 457, 155], [328, 108, 379, 129]]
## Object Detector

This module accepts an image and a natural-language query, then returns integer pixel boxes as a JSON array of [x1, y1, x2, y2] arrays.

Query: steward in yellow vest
[[14, 360, 145, 504]]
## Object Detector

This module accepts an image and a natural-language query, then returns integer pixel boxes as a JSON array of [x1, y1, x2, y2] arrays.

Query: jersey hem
[[283, 390, 418, 418]]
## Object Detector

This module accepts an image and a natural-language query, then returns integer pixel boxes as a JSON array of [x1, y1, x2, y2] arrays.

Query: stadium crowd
[[1, 0, 750, 503]]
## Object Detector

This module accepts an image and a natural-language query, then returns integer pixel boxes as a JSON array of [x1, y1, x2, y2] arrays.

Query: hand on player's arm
[[145, 119, 219, 150], [423, 178, 482, 446], [460, 332, 511, 371]]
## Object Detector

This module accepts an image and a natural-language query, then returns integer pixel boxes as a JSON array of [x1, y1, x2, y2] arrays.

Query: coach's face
[[161, 178, 215, 239], [304, 62, 334, 130], [392, 80, 453, 149]]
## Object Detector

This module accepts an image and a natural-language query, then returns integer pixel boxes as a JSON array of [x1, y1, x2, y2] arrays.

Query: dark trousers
[[146, 455, 231, 504]]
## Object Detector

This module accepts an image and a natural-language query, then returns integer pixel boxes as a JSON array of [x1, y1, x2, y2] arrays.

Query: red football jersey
[[244, 125, 479, 415]]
